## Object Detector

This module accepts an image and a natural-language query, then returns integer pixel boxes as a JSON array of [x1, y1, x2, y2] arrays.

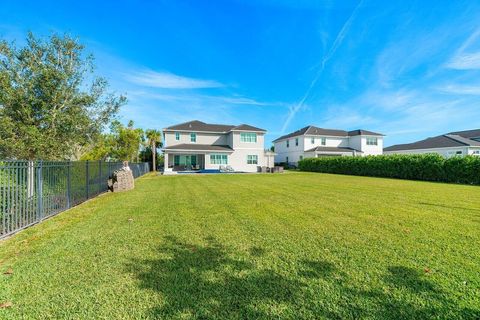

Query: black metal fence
[[0, 161, 150, 239]]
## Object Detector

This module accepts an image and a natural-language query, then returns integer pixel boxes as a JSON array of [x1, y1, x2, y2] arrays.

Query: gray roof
[[448, 129, 480, 140], [163, 144, 233, 152], [384, 130, 480, 152], [164, 120, 265, 133], [347, 129, 384, 137], [273, 125, 383, 142], [305, 146, 362, 153]]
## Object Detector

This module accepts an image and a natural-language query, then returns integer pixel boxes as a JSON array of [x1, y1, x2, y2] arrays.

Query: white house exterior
[[162, 120, 275, 173], [273, 126, 384, 165], [384, 129, 480, 157]]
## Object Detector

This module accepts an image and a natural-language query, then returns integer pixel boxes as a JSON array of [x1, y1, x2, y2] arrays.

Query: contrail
[[281, 0, 364, 133]]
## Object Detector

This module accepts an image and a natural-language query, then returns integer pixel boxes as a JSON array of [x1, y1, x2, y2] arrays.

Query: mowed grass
[[0, 172, 479, 319]]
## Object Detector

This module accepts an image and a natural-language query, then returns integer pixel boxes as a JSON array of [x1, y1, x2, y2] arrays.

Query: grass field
[[0, 172, 479, 319]]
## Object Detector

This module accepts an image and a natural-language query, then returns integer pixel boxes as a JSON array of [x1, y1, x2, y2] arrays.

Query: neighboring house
[[162, 120, 275, 173], [273, 126, 384, 165], [384, 129, 480, 157]]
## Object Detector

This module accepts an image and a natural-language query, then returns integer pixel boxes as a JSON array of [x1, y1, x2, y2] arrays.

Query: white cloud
[[125, 70, 224, 89], [436, 84, 480, 95], [445, 52, 480, 70], [445, 27, 480, 70]]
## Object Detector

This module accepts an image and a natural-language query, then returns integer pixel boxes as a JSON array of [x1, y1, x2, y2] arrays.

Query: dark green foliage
[[298, 154, 480, 184], [0, 32, 125, 160]]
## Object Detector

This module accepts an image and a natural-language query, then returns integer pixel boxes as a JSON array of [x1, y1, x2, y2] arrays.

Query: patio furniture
[[226, 165, 235, 172], [257, 166, 267, 173]]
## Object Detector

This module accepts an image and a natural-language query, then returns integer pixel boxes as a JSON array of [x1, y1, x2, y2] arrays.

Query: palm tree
[[145, 129, 162, 172]]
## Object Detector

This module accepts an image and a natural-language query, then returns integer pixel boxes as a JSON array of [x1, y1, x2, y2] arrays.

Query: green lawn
[[0, 172, 479, 319]]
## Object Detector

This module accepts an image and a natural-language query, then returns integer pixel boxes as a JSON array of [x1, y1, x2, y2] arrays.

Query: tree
[[145, 129, 162, 171], [0, 32, 125, 160], [80, 120, 144, 162]]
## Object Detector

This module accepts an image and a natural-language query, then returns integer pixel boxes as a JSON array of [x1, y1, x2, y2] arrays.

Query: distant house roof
[[448, 129, 480, 140], [305, 146, 362, 153], [163, 144, 234, 152], [384, 129, 480, 152], [164, 120, 265, 133], [273, 125, 383, 142]]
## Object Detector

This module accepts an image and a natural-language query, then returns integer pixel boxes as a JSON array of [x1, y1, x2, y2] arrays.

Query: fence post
[[85, 161, 89, 200], [66, 161, 71, 209], [36, 161, 43, 221], [98, 160, 102, 194]]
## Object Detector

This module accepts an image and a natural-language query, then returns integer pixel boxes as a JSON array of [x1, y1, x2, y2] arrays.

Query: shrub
[[298, 154, 480, 185]]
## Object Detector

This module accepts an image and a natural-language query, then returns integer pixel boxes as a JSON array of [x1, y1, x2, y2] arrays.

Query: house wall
[[274, 134, 383, 164], [384, 147, 469, 157], [274, 135, 305, 164], [359, 136, 383, 155], [164, 131, 228, 147], [468, 147, 480, 156]]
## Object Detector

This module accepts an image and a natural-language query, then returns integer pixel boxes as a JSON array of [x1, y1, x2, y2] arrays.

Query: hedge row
[[298, 154, 480, 185]]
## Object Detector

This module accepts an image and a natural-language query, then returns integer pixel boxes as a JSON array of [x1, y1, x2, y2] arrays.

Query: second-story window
[[190, 132, 197, 143], [366, 137, 378, 146], [240, 132, 257, 143], [286, 140, 289, 148], [295, 138, 299, 146], [175, 132, 180, 141], [311, 137, 315, 144], [321, 137, 326, 146]]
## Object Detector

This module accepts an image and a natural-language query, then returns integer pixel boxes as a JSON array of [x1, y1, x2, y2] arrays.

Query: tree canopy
[[81, 120, 146, 162], [0, 32, 125, 160]]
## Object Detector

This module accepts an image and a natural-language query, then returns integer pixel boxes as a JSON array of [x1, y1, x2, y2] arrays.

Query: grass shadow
[[126, 236, 307, 319]]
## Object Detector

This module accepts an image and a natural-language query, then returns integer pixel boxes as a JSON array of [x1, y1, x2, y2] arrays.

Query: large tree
[[0, 32, 125, 160], [145, 129, 162, 171]]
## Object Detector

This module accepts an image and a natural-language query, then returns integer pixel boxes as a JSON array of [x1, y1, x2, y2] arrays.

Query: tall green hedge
[[298, 154, 480, 185]]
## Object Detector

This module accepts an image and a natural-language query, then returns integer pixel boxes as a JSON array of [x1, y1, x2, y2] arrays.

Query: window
[[299, 155, 303, 161], [247, 155, 258, 164], [456, 151, 462, 155], [311, 137, 315, 144], [174, 155, 197, 166], [210, 154, 228, 164], [321, 137, 326, 146], [175, 132, 180, 141], [286, 156, 289, 163], [366, 137, 378, 146], [295, 138, 299, 146], [286, 140, 290, 148], [190, 132, 196, 143], [240, 132, 257, 143], [472, 150, 480, 155]]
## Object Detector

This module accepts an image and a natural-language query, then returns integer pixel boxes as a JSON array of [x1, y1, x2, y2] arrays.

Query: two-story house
[[273, 126, 384, 165], [162, 120, 275, 173]]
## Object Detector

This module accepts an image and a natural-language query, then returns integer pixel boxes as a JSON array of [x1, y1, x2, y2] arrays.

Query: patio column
[[164, 153, 169, 172]]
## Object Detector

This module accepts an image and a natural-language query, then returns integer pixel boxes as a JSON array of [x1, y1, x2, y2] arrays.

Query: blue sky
[[2, 0, 480, 146]]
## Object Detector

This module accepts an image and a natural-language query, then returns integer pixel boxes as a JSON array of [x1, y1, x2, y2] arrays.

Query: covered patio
[[163, 144, 234, 173]]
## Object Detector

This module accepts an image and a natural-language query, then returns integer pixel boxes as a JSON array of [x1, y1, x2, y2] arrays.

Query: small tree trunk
[[151, 141, 156, 172]]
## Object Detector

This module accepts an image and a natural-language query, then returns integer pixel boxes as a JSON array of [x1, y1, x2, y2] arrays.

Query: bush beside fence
[[0, 161, 150, 239], [298, 154, 480, 185]]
